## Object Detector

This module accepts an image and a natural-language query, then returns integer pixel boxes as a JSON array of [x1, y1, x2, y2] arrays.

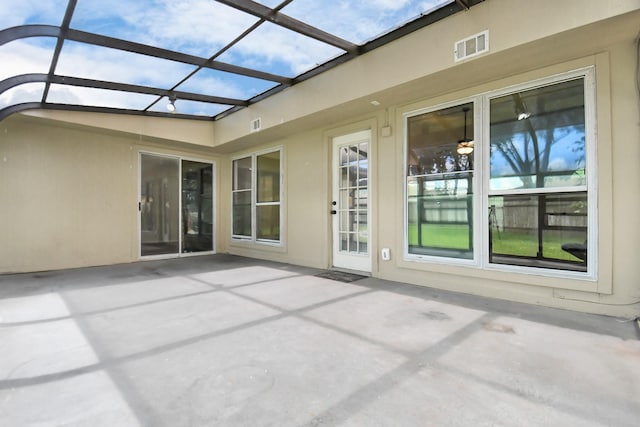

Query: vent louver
[[250, 117, 262, 132], [454, 30, 489, 62]]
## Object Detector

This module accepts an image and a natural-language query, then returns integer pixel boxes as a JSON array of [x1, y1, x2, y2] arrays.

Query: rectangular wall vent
[[250, 117, 262, 132], [454, 30, 489, 62]]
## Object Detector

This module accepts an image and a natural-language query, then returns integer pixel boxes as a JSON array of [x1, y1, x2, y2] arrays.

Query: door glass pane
[[339, 211, 349, 233], [340, 232, 348, 251], [340, 166, 348, 188], [182, 160, 213, 253], [349, 233, 358, 254], [141, 154, 179, 256], [358, 142, 368, 187], [340, 147, 349, 167], [358, 233, 368, 254], [406, 102, 474, 259]]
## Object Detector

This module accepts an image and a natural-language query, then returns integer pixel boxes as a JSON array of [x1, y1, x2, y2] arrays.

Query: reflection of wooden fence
[[493, 195, 587, 231], [498, 198, 537, 229], [408, 198, 470, 224]]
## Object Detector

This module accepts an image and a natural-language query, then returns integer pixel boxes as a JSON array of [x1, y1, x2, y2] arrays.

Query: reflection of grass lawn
[[491, 230, 581, 262], [409, 224, 583, 262], [408, 224, 469, 250]]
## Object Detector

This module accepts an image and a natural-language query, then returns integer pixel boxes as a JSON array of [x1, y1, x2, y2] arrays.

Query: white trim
[[487, 186, 588, 196], [485, 67, 593, 100], [484, 67, 597, 280], [402, 97, 480, 266]]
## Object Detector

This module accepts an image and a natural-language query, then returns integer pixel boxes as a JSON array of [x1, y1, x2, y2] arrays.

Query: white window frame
[[403, 67, 597, 280], [483, 67, 597, 280], [402, 97, 481, 267], [231, 147, 283, 245]]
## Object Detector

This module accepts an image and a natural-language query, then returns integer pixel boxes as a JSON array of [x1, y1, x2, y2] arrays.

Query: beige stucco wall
[[0, 115, 222, 273], [221, 128, 331, 268], [21, 110, 215, 148]]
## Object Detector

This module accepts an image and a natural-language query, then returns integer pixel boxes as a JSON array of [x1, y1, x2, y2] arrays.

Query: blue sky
[[1, 0, 452, 116]]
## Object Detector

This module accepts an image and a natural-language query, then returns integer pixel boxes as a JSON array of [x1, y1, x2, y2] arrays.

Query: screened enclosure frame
[[0, 0, 483, 122]]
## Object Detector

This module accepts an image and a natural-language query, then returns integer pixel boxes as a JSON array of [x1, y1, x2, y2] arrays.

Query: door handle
[[331, 210, 337, 215]]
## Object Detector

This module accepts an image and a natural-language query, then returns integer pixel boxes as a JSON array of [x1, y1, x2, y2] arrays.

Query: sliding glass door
[[140, 153, 214, 257]]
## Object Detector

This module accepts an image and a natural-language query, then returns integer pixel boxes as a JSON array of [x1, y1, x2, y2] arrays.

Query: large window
[[405, 69, 594, 275], [232, 149, 282, 243], [489, 78, 588, 272], [406, 102, 475, 259]]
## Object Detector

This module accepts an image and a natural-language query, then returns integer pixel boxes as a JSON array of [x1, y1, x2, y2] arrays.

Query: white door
[[332, 130, 371, 272]]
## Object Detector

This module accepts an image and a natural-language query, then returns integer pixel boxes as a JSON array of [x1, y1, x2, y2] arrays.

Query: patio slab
[[0, 255, 638, 426]]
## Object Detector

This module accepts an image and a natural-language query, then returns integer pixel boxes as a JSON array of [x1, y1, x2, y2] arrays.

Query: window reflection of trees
[[490, 79, 586, 190]]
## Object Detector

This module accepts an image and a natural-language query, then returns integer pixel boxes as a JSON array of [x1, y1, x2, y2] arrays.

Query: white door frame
[[331, 130, 372, 272]]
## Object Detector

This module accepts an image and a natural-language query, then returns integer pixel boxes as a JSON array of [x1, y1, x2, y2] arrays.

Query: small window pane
[[256, 205, 280, 241], [358, 234, 368, 254], [233, 157, 252, 190], [489, 193, 587, 271], [340, 166, 349, 188], [340, 233, 348, 251], [349, 233, 358, 254], [257, 151, 280, 203], [490, 78, 586, 191], [232, 191, 251, 237], [339, 211, 350, 233]]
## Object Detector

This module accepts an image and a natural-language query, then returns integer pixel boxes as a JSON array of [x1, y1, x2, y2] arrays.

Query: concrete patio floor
[[0, 254, 638, 426]]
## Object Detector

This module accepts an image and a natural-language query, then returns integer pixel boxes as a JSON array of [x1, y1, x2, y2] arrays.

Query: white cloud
[[0, 84, 44, 109], [220, 22, 342, 76], [281, 0, 451, 44], [54, 41, 195, 87], [47, 85, 157, 110], [370, 0, 418, 10], [71, 0, 257, 57], [0, 0, 67, 29], [0, 40, 54, 80], [177, 74, 253, 100]]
